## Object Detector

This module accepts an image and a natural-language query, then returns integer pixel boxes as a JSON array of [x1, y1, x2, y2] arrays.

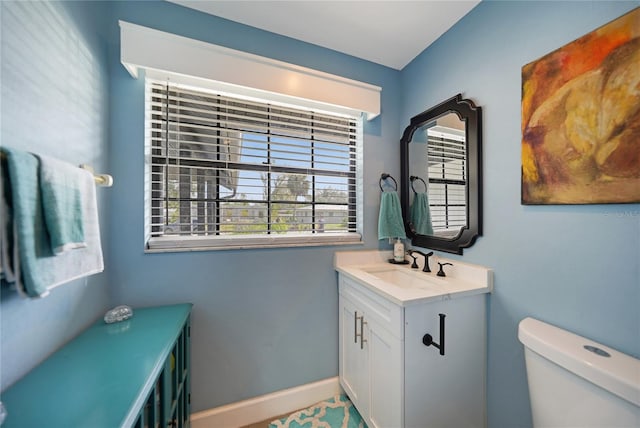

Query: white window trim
[[142, 80, 365, 253], [119, 21, 381, 120], [146, 233, 362, 253]]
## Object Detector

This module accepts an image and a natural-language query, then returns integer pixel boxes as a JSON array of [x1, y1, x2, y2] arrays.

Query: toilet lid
[[519, 317, 640, 407]]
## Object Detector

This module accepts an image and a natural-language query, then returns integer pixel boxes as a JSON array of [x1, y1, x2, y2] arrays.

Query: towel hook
[[379, 173, 397, 192], [410, 175, 427, 194]]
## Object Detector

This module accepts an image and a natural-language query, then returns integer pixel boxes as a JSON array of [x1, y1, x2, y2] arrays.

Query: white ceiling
[[167, 1, 480, 70]]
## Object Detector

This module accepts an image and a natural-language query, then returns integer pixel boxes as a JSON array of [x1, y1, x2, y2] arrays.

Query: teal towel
[[38, 154, 87, 255], [378, 191, 406, 240], [410, 192, 434, 235], [2, 147, 53, 297], [0, 154, 18, 283], [1, 147, 104, 298]]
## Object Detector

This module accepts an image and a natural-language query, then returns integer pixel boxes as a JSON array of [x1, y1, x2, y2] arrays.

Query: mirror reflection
[[400, 94, 482, 255], [408, 112, 467, 239]]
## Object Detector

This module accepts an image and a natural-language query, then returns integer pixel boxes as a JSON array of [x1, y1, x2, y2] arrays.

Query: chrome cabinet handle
[[359, 316, 368, 350], [354, 311, 367, 349]]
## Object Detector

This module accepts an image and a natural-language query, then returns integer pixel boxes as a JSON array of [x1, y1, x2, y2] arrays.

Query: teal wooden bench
[[2, 303, 192, 428]]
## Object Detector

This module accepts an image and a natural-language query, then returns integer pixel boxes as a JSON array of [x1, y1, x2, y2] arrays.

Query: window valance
[[119, 21, 381, 120]]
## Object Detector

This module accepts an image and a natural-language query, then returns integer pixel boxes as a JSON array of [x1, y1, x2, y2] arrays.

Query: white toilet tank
[[518, 317, 640, 428]]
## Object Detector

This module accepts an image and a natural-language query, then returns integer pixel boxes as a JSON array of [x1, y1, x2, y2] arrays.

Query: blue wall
[[401, 1, 640, 426], [104, 1, 401, 413], [0, 1, 111, 390], [2, 2, 638, 427]]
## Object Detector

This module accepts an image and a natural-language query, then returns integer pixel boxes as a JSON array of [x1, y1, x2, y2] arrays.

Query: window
[[145, 80, 362, 251], [426, 126, 466, 236]]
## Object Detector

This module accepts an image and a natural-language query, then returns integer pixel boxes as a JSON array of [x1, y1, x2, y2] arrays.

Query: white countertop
[[334, 250, 493, 306]]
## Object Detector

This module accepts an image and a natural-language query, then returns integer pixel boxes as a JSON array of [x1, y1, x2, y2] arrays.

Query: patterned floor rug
[[269, 394, 366, 428]]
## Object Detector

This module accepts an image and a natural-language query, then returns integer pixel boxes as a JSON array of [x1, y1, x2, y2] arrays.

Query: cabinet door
[[339, 295, 369, 418], [404, 296, 486, 428], [368, 317, 403, 428]]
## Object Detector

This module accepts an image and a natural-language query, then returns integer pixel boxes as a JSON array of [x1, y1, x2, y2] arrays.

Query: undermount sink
[[361, 266, 444, 290], [334, 250, 493, 305]]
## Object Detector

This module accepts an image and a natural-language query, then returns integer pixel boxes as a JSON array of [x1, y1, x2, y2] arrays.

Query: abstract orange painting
[[521, 7, 640, 204]]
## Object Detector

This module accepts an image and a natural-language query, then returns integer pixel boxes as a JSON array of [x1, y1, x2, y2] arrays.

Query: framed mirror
[[400, 94, 482, 254]]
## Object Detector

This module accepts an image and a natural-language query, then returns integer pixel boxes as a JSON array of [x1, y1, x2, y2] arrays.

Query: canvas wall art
[[521, 7, 640, 204]]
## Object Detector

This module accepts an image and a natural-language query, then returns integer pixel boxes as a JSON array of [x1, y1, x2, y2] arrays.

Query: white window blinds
[[146, 80, 362, 250], [427, 128, 467, 233]]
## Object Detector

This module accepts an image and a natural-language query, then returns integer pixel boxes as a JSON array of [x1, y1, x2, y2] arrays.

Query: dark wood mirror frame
[[400, 94, 482, 254]]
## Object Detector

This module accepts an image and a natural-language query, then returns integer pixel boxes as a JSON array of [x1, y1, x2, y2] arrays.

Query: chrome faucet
[[406, 249, 434, 272]]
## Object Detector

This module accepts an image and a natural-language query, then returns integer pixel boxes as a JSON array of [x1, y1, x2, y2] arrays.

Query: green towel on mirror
[[410, 192, 434, 235], [378, 191, 406, 240]]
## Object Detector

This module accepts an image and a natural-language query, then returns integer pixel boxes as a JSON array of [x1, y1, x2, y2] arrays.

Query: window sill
[[145, 233, 363, 253]]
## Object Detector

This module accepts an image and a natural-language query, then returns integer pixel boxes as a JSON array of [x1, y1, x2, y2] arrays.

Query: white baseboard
[[190, 377, 342, 428]]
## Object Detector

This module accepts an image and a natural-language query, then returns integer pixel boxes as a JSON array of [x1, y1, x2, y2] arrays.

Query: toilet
[[518, 317, 640, 427]]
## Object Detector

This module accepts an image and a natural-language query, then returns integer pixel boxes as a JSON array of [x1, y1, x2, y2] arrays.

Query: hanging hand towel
[[1, 147, 104, 298], [410, 192, 434, 235], [0, 157, 19, 284], [378, 191, 407, 240], [38, 154, 88, 255]]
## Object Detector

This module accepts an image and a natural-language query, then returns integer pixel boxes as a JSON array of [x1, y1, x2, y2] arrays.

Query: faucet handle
[[406, 251, 419, 269], [437, 262, 453, 277]]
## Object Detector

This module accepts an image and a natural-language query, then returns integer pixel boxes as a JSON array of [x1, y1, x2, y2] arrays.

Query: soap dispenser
[[393, 238, 405, 262]]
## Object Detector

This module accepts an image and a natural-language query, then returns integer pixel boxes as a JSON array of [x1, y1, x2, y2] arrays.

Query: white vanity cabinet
[[339, 275, 403, 428], [338, 271, 488, 428]]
